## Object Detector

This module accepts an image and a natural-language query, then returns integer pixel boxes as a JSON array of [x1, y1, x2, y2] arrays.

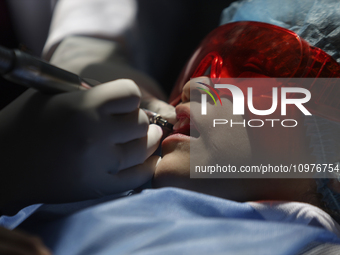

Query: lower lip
[[162, 133, 191, 147]]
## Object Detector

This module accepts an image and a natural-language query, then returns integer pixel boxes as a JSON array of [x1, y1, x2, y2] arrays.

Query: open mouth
[[173, 115, 200, 138]]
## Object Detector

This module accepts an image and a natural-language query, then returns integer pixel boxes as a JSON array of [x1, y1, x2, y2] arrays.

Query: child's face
[[153, 77, 315, 202]]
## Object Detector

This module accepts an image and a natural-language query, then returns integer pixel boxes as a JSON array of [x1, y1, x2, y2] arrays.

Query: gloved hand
[[0, 79, 162, 214], [139, 87, 176, 125], [46, 36, 177, 125], [0, 226, 51, 255]]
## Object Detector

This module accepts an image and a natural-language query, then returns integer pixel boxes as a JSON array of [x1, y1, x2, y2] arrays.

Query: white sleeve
[[43, 0, 137, 59]]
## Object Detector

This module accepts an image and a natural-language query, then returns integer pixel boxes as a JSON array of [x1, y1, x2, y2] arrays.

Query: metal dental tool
[[0, 45, 173, 130], [142, 109, 174, 131]]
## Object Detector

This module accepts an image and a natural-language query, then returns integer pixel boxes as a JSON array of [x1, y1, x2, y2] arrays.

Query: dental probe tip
[[142, 108, 173, 131]]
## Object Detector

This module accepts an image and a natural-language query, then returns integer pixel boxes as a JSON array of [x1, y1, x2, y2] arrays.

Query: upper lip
[[173, 104, 200, 138]]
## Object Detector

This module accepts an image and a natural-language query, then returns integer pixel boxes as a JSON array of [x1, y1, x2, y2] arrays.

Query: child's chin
[[152, 165, 190, 189]]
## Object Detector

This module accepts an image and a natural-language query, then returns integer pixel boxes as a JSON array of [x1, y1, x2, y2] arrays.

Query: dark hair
[[304, 181, 340, 224]]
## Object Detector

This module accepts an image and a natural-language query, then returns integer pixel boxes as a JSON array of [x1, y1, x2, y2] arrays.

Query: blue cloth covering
[[0, 191, 132, 230], [13, 188, 340, 255], [0, 204, 42, 230], [2, 1, 340, 254]]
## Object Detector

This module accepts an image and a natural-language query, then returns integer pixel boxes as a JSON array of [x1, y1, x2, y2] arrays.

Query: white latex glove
[[45, 36, 177, 125], [139, 87, 176, 125], [0, 79, 162, 214]]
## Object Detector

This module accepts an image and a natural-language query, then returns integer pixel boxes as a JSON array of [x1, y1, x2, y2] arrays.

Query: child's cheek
[[245, 95, 314, 165]]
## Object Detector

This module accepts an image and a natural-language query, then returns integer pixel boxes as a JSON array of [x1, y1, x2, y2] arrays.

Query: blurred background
[[0, 0, 56, 109], [0, 0, 234, 108]]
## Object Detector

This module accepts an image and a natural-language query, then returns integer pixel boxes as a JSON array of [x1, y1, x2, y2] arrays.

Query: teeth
[[173, 117, 190, 131], [180, 118, 190, 128], [172, 116, 200, 138], [173, 120, 181, 131]]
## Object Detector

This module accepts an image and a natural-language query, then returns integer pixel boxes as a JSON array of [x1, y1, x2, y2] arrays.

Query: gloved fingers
[[141, 98, 177, 124], [83, 79, 142, 114], [104, 155, 160, 193], [151, 99, 177, 124], [117, 124, 162, 171], [108, 109, 149, 144]]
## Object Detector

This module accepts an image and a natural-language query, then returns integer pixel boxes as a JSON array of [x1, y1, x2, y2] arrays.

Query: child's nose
[[181, 77, 213, 103]]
